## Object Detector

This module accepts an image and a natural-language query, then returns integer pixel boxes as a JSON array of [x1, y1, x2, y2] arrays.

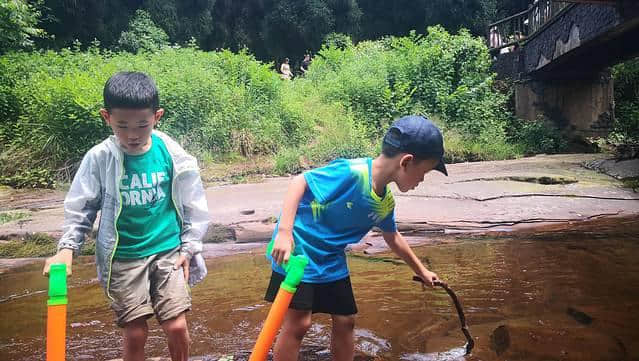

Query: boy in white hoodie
[[43, 71, 209, 361]]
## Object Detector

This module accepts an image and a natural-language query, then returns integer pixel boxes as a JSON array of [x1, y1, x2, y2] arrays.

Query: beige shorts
[[107, 247, 191, 327]]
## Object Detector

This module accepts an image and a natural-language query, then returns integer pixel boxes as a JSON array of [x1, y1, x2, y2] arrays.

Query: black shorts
[[264, 271, 358, 315]]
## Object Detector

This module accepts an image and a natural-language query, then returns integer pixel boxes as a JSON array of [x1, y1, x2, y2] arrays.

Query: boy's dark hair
[[381, 141, 442, 164], [103, 72, 159, 111], [382, 141, 431, 160]]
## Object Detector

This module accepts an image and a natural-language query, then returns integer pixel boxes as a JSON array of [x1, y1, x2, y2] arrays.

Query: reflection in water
[[401, 346, 467, 361], [1, 217, 638, 360]]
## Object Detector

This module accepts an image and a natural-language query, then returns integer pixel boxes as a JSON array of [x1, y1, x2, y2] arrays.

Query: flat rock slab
[[584, 158, 639, 180], [202, 154, 639, 238]]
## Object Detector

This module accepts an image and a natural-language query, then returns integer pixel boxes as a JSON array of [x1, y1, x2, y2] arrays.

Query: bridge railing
[[487, 0, 572, 53]]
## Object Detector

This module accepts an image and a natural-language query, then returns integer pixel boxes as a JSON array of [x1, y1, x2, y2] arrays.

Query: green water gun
[[266, 240, 307, 292]]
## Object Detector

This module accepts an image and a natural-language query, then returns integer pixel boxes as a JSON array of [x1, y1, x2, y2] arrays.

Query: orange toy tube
[[46, 263, 68, 361], [46, 304, 67, 361], [249, 287, 294, 361]]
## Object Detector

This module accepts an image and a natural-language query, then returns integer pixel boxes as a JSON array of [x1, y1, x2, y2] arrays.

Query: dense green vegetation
[[611, 58, 639, 143], [1, 27, 538, 187], [0, 0, 47, 52], [0, 0, 636, 190], [11, 0, 531, 64]]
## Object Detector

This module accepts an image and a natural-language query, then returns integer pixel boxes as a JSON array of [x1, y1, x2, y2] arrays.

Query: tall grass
[[1, 27, 548, 187]]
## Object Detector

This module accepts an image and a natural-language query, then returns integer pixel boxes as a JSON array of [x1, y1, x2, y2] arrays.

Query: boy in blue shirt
[[43, 72, 210, 361], [266, 115, 447, 361]]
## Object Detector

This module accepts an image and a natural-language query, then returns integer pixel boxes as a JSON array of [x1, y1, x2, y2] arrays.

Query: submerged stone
[[490, 325, 511, 355], [566, 307, 593, 325]]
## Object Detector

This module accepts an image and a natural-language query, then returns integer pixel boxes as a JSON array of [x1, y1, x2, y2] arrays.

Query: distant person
[[489, 26, 502, 49], [264, 115, 446, 361], [43, 71, 210, 361], [300, 54, 311, 76], [280, 58, 293, 80]]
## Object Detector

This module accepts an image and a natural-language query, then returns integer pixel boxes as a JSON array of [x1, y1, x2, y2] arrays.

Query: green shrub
[[117, 9, 169, 53], [1, 26, 535, 187], [274, 147, 305, 175], [309, 26, 511, 143], [274, 116, 374, 175], [0, 233, 57, 258], [0, 47, 311, 186], [0, 210, 30, 225], [612, 58, 639, 142], [509, 116, 569, 155], [323, 32, 353, 50]]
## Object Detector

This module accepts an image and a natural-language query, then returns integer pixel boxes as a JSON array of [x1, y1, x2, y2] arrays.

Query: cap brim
[[435, 158, 448, 176]]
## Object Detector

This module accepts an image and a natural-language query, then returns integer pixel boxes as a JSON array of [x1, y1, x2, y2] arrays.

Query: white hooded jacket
[[57, 130, 210, 295]]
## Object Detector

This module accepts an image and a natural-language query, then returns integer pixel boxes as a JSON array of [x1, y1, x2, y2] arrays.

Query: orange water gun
[[249, 241, 308, 361], [46, 263, 68, 361]]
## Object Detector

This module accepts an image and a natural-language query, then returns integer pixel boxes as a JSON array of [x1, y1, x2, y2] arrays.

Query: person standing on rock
[[264, 115, 446, 361], [42, 71, 210, 361]]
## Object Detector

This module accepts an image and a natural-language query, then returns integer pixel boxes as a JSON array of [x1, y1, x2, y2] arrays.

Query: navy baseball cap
[[383, 115, 448, 176]]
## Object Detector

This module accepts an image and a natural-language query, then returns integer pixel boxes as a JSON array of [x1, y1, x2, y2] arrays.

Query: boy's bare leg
[[330, 314, 355, 361], [274, 309, 312, 361], [123, 317, 149, 361], [161, 312, 190, 361]]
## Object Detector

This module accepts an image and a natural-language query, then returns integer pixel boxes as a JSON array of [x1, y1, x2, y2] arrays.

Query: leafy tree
[[325, 0, 361, 37], [39, 0, 140, 49], [118, 9, 169, 53], [358, 0, 502, 39], [323, 32, 352, 50], [495, 0, 529, 19], [424, 0, 497, 36], [0, 0, 47, 53], [34, 0, 525, 59], [143, 0, 215, 47], [262, 0, 334, 60], [612, 58, 639, 141], [357, 0, 429, 40]]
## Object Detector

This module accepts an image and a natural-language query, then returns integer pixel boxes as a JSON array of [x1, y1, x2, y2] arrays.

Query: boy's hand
[[174, 254, 190, 281], [416, 269, 440, 287], [271, 231, 294, 265], [43, 249, 73, 276]]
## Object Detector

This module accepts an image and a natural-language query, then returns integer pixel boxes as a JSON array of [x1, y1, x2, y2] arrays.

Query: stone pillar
[[515, 70, 614, 138]]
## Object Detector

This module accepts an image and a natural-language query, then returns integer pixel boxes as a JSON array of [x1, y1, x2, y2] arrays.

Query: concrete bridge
[[489, 0, 639, 138]]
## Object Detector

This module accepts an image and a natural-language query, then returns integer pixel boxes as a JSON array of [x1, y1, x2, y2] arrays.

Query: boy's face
[[395, 155, 440, 192], [100, 108, 164, 155]]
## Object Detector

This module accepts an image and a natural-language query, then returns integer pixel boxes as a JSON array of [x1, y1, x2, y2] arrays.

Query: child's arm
[[383, 231, 439, 287], [175, 168, 210, 281], [271, 174, 307, 265], [43, 153, 102, 276]]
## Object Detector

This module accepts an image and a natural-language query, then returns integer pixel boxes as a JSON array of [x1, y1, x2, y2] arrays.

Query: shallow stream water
[[1, 217, 638, 360]]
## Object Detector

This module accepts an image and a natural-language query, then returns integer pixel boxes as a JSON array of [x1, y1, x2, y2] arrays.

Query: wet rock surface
[[584, 158, 639, 180], [1, 154, 639, 267]]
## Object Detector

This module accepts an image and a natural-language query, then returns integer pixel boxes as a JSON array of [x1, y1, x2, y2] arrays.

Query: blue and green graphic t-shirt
[[270, 158, 397, 283], [115, 134, 181, 259]]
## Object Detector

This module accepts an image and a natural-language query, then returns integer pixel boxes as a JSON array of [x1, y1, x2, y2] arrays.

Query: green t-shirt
[[114, 134, 181, 259]]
